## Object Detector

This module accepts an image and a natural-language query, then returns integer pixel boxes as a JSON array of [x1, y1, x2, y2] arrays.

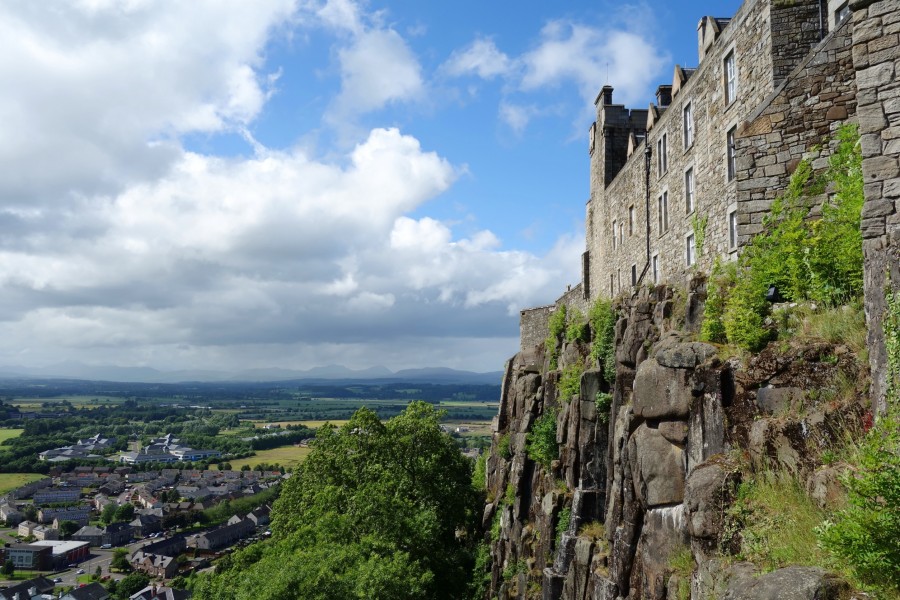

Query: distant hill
[[0, 361, 503, 385]]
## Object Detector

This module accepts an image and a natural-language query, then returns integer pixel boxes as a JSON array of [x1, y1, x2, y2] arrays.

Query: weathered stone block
[[633, 360, 693, 420], [684, 461, 740, 540], [655, 342, 717, 369], [658, 420, 688, 445], [755, 385, 803, 413], [722, 566, 850, 600], [861, 199, 896, 218], [629, 424, 686, 507]]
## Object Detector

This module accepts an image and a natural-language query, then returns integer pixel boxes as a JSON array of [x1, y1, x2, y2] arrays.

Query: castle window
[[619, 221, 624, 247], [724, 50, 737, 105], [728, 209, 738, 249], [631, 264, 637, 286], [727, 127, 737, 181], [686, 233, 696, 266], [612, 220, 617, 249], [835, 2, 850, 26], [658, 191, 669, 234], [683, 103, 694, 149], [652, 254, 659, 283], [685, 168, 695, 214], [628, 206, 635, 235], [610, 274, 615, 295], [657, 133, 668, 176]]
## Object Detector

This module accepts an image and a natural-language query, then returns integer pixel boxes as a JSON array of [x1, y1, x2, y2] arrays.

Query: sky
[[0, 0, 742, 376]]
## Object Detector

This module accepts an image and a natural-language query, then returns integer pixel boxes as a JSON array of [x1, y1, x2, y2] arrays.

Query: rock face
[[482, 283, 859, 600]]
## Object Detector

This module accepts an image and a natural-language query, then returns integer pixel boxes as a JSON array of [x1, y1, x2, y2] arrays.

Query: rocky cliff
[[481, 282, 867, 600]]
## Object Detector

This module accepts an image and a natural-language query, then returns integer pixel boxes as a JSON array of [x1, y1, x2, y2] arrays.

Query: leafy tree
[[1, 559, 13, 577], [100, 503, 117, 525], [58, 520, 80, 539], [115, 573, 150, 599], [192, 402, 479, 600], [111, 548, 131, 572], [114, 503, 135, 522]]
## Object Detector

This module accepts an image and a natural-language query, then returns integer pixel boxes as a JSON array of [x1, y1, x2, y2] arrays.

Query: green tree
[[58, 520, 80, 539], [111, 548, 131, 572], [1, 559, 13, 577], [115, 572, 150, 599], [100, 503, 117, 525], [192, 402, 479, 600], [114, 503, 135, 523]]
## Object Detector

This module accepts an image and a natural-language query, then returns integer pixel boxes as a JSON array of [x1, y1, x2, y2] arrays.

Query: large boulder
[[722, 566, 850, 600], [628, 424, 686, 508], [655, 342, 717, 369], [684, 460, 740, 540], [633, 360, 694, 420]]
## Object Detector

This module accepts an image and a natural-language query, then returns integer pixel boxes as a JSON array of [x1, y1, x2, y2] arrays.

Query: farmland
[[224, 445, 313, 471], [0, 472, 44, 496]]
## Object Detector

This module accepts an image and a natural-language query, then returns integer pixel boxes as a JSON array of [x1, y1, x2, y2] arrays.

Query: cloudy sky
[[0, 0, 741, 376]]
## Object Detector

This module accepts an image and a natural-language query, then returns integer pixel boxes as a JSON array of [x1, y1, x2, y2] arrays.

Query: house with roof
[[129, 585, 190, 600], [0, 576, 55, 600], [60, 582, 110, 600]]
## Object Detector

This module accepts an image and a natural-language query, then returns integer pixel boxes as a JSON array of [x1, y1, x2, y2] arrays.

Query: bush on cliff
[[702, 124, 864, 351], [589, 298, 617, 383], [546, 305, 567, 370], [191, 402, 479, 600], [526, 409, 558, 469]]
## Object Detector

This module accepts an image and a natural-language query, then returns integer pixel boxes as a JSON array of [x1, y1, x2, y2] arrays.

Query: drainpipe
[[637, 141, 652, 284], [818, 0, 825, 40]]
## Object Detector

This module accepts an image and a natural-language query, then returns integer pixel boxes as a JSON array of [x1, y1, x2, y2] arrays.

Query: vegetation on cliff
[[702, 124, 864, 351], [191, 402, 480, 600]]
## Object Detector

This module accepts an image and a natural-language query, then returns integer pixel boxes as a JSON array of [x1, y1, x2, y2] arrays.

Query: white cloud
[[521, 20, 668, 107], [441, 38, 511, 79], [0, 0, 296, 209], [499, 102, 542, 135], [328, 28, 424, 124]]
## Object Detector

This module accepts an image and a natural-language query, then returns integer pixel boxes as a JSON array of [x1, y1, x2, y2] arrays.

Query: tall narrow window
[[619, 221, 624, 247], [612, 220, 617, 249], [628, 206, 635, 235], [727, 127, 737, 181], [658, 191, 669, 233], [835, 2, 850, 26], [724, 51, 737, 105], [652, 254, 659, 283], [686, 234, 696, 266], [610, 274, 615, 296], [657, 133, 668, 176], [631, 264, 637, 286], [683, 103, 694, 149], [728, 210, 738, 249], [685, 168, 695, 214]]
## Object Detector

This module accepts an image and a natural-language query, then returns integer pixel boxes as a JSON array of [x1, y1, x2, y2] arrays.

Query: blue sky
[[0, 0, 742, 376]]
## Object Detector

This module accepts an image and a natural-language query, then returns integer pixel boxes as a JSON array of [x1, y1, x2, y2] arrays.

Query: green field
[[0, 473, 45, 496], [0, 429, 24, 444], [246, 419, 349, 429], [224, 446, 313, 471]]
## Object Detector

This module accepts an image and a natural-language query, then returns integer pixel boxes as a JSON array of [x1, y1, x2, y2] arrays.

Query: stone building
[[584, 0, 855, 299]]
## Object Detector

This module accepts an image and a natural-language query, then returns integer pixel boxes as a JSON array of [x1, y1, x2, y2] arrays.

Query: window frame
[[728, 209, 738, 250], [631, 264, 637, 287], [612, 219, 617, 249], [628, 205, 635, 236], [657, 132, 668, 178], [652, 253, 659, 284], [686, 233, 696, 267], [685, 167, 695, 214], [657, 190, 669, 234], [724, 50, 737, 105], [726, 126, 737, 182], [683, 102, 694, 150]]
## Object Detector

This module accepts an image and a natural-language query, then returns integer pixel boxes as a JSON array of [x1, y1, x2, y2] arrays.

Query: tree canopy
[[192, 402, 480, 600]]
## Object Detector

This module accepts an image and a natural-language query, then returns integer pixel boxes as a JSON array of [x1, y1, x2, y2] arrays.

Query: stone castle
[[521, 0, 899, 413]]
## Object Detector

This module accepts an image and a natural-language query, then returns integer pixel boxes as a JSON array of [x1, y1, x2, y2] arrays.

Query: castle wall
[[585, 0, 831, 300], [851, 0, 900, 414], [736, 18, 857, 245]]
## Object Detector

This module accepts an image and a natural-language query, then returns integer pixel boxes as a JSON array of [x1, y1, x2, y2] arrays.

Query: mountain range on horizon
[[0, 361, 504, 385]]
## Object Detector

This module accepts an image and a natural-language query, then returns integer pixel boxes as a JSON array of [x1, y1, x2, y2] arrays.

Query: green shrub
[[667, 546, 694, 600], [595, 392, 613, 424], [503, 483, 516, 507], [701, 258, 735, 343], [472, 451, 487, 491], [565, 307, 589, 343], [546, 305, 567, 370], [469, 542, 492, 599], [526, 409, 558, 469], [707, 124, 863, 351], [497, 433, 512, 460], [558, 364, 583, 403], [692, 214, 709, 258], [886, 289, 900, 403], [589, 298, 617, 383], [818, 412, 900, 592], [555, 507, 571, 548]]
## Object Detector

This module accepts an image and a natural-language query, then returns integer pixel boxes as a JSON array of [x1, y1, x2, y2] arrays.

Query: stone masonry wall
[[586, 0, 828, 300], [736, 18, 856, 245], [520, 285, 590, 353], [851, 0, 900, 414]]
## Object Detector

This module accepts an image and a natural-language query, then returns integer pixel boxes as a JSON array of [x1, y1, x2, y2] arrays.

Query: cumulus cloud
[[441, 10, 669, 130], [441, 38, 512, 79], [0, 0, 585, 373], [521, 22, 668, 107]]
